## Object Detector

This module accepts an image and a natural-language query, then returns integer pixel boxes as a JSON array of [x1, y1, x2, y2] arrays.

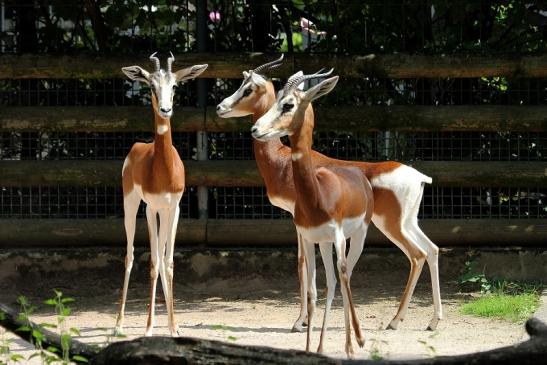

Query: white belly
[[296, 214, 365, 244], [134, 184, 182, 210]]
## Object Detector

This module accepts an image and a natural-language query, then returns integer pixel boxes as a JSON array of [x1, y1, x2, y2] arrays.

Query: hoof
[[386, 323, 397, 330], [427, 318, 440, 331], [145, 329, 153, 337], [291, 324, 306, 333], [113, 327, 124, 337], [356, 337, 365, 348], [171, 325, 181, 337]]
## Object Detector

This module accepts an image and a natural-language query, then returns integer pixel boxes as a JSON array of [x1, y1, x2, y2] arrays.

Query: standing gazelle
[[115, 53, 207, 336], [252, 70, 374, 358], [217, 57, 441, 334]]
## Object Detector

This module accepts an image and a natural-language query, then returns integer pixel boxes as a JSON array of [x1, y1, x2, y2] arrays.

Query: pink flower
[[209, 11, 221, 23]]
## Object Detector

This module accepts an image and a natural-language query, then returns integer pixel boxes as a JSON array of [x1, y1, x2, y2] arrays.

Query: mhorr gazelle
[[251, 70, 374, 357], [115, 52, 207, 336], [216, 57, 441, 335]]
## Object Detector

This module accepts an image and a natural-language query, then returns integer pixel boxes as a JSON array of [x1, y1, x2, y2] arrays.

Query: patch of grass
[[460, 293, 540, 322]]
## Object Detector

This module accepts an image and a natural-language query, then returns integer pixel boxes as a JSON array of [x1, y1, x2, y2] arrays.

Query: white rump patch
[[157, 125, 169, 135]]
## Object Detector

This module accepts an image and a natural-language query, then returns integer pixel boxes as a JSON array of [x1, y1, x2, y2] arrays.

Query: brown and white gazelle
[[115, 53, 207, 336], [216, 57, 442, 334], [252, 70, 374, 357]]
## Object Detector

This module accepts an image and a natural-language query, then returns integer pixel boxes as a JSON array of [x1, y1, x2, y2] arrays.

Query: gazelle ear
[[303, 76, 339, 101], [242, 70, 250, 79], [250, 71, 267, 87], [174, 64, 208, 83], [292, 71, 305, 90], [121, 66, 150, 84]]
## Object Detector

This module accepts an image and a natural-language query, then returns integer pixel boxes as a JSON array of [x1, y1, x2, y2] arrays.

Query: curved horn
[[283, 68, 334, 95], [149, 52, 161, 72], [167, 51, 175, 73], [252, 54, 284, 75]]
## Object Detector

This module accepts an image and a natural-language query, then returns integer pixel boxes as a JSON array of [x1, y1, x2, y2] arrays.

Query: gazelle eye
[[282, 103, 294, 113], [243, 88, 252, 97]]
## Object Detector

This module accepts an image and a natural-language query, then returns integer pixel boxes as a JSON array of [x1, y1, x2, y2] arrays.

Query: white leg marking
[[164, 204, 181, 336], [145, 205, 160, 337], [115, 189, 140, 333], [301, 237, 316, 353], [317, 242, 336, 354], [292, 233, 308, 332]]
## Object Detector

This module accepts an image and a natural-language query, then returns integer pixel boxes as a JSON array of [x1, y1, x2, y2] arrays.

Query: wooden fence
[[1, 53, 546, 247]]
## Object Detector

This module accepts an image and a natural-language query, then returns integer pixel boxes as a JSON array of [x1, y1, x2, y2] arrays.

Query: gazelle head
[[251, 69, 338, 141], [122, 52, 208, 119], [216, 55, 284, 118]]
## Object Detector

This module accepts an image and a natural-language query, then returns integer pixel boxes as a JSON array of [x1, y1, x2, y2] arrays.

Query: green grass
[[460, 293, 541, 322]]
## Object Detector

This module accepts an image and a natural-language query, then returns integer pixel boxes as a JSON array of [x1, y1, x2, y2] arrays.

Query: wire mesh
[[0, 185, 196, 219]]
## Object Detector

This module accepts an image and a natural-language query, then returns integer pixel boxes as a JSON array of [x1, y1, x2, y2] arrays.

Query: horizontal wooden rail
[[1, 53, 547, 79], [1, 105, 547, 132], [0, 218, 545, 247], [0, 160, 545, 188]]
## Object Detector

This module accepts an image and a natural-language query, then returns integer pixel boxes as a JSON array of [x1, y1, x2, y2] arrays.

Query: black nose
[[216, 105, 221, 111], [160, 107, 171, 113], [251, 126, 258, 134]]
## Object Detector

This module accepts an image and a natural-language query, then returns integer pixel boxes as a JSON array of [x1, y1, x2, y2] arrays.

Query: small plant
[[459, 260, 544, 323], [418, 339, 437, 357], [12, 292, 88, 364], [458, 260, 492, 293], [1, 311, 25, 364], [368, 338, 387, 361]]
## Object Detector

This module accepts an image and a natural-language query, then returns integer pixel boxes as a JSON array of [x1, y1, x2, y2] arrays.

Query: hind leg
[[409, 223, 442, 330]]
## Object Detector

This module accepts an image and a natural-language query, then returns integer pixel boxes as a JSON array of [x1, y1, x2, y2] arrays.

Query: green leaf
[[61, 297, 75, 304], [31, 329, 44, 342], [61, 307, 71, 316], [46, 346, 59, 353], [54, 289, 63, 297], [227, 335, 237, 341], [72, 355, 89, 362], [10, 354, 25, 362], [44, 299, 57, 306], [15, 325, 31, 332], [39, 323, 57, 329], [70, 327, 81, 336], [28, 353, 40, 360]]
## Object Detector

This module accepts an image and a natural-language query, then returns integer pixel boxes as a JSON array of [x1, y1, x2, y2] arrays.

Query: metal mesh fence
[[0, 1, 546, 221]]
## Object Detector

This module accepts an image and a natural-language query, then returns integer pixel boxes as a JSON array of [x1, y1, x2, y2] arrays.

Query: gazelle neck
[[252, 83, 284, 158], [290, 104, 320, 207], [151, 95, 175, 172]]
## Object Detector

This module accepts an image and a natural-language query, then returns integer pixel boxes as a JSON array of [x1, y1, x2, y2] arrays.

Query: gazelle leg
[[292, 233, 309, 333], [301, 238, 316, 352], [385, 226, 426, 330], [145, 206, 160, 337], [410, 222, 442, 330], [317, 242, 336, 354], [115, 190, 140, 334], [164, 204, 180, 336], [334, 229, 364, 359], [347, 223, 369, 278]]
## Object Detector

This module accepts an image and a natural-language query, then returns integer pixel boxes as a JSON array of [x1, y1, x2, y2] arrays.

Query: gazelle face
[[216, 71, 270, 118], [122, 54, 208, 119], [251, 89, 301, 140], [252, 74, 339, 141]]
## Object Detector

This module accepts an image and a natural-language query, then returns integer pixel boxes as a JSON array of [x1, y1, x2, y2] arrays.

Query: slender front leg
[[164, 204, 180, 336], [292, 233, 308, 333], [145, 206, 160, 337], [317, 243, 336, 354], [301, 238, 316, 352], [115, 190, 140, 334]]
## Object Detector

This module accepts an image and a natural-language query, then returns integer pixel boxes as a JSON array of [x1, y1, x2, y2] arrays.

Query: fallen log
[[1, 300, 546, 364]]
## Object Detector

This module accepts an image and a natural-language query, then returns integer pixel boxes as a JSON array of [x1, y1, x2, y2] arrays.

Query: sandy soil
[[1, 265, 526, 362]]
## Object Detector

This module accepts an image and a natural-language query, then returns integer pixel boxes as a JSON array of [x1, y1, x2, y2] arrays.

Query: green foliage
[[460, 293, 540, 322], [458, 260, 492, 293], [5, 292, 88, 365]]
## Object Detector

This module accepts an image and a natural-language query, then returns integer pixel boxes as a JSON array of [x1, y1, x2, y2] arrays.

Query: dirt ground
[[1, 250, 528, 363]]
